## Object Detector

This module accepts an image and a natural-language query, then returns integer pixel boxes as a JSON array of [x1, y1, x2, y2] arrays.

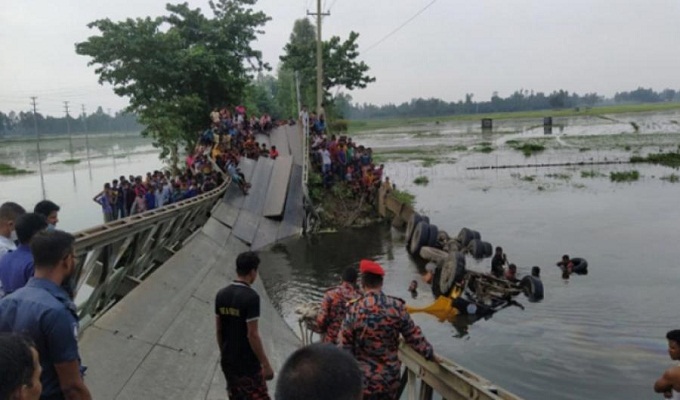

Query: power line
[[328, 0, 339, 12], [364, 0, 437, 53]]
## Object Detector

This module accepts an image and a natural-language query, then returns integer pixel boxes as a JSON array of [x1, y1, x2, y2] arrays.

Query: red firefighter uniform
[[316, 281, 359, 344], [340, 291, 434, 399]]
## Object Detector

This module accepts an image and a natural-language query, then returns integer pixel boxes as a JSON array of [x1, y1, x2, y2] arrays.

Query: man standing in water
[[654, 330, 680, 399], [340, 259, 437, 400], [316, 267, 359, 344], [215, 251, 274, 400]]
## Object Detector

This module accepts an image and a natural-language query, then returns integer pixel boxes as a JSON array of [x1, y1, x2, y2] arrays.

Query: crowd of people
[[92, 169, 225, 223], [300, 105, 392, 200], [92, 105, 290, 222]]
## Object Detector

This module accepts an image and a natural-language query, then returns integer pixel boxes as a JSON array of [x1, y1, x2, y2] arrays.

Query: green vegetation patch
[[660, 174, 680, 183], [581, 170, 604, 178], [610, 170, 640, 182], [0, 163, 32, 176], [451, 145, 468, 151], [474, 144, 494, 153], [507, 142, 546, 157], [545, 173, 571, 180], [630, 152, 680, 169], [392, 189, 416, 207], [421, 158, 438, 168], [413, 176, 429, 185], [61, 159, 81, 165], [511, 173, 535, 182]]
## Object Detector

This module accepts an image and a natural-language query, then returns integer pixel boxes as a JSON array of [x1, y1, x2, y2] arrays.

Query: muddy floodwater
[[259, 111, 680, 400], [0, 133, 163, 232], [1, 112, 679, 399]]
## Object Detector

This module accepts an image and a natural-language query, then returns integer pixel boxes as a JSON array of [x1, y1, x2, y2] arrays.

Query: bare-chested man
[[654, 330, 680, 399]]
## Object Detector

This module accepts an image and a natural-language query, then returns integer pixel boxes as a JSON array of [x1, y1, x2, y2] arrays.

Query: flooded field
[[0, 132, 163, 232], [259, 110, 680, 400], [2, 111, 679, 399]]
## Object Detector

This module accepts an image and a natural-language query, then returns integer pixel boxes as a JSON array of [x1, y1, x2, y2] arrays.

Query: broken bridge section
[[78, 125, 306, 399]]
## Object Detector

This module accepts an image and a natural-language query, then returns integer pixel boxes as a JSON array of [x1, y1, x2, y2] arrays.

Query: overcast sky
[[1, 0, 679, 116]]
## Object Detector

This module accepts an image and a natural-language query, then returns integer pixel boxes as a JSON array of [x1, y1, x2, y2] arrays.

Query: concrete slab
[[211, 202, 239, 229], [285, 125, 304, 166], [91, 234, 215, 343], [251, 217, 280, 251], [263, 156, 293, 218], [277, 165, 304, 240], [201, 216, 231, 246], [114, 342, 220, 400], [233, 158, 275, 244], [270, 129, 291, 157], [78, 326, 153, 400]]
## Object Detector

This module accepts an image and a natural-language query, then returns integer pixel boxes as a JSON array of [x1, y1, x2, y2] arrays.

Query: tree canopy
[[278, 18, 375, 117], [75, 0, 270, 163]]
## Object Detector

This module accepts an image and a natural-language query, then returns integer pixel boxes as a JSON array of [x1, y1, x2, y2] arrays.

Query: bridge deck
[[79, 126, 304, 399]]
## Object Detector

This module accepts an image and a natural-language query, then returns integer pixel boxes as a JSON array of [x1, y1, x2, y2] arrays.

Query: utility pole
[[307, 0, 330, 117], [31, 97, 46, 200], [81, 104, 92, 174], [64, 101, 74, 159]]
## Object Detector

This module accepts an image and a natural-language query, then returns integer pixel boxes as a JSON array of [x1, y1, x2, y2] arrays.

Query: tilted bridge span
[[73, 126, 522, 400]]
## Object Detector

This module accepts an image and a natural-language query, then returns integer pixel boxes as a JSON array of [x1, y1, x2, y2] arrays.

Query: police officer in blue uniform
[[0, 230, 92, 400]]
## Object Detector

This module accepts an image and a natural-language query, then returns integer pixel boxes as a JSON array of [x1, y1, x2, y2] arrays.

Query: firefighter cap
[[359, 259, 384, 276]]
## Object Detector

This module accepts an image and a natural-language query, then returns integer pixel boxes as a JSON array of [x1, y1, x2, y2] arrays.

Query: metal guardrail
[[296, 309, 523, 400], [301, 123, 309, 194], [398, 343, 521, 400], [72, 178, 229, 330]]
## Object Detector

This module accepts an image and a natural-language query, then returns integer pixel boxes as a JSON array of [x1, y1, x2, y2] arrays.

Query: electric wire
[[364, 0, 437, 53]]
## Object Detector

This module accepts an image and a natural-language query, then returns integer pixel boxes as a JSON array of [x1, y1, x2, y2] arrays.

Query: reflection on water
[[0, 133, 163, 232], [259, 157, 680, 400]]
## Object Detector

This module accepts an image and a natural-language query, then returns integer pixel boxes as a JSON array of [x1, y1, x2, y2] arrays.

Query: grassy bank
[[348, 102, 680, 133]]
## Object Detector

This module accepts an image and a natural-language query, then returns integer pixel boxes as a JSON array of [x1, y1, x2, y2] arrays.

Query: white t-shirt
[[320, 149, 331, 165]]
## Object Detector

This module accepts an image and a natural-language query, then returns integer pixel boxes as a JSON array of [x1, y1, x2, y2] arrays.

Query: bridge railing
[[297, 312, 523, 400], [398, 343, 521, 400], [71, 178, 229, 330]]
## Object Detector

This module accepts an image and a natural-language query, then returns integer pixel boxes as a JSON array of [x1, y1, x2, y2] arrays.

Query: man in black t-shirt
[[215, 251, 274, 400]]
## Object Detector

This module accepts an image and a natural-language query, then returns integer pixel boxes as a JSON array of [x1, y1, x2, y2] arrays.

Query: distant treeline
[[0, 106, 142, 137], [345, 87, 680, 120]]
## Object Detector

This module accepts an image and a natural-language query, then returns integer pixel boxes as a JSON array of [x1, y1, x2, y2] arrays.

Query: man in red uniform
[[316, 267, 359, 344], [340, 260, 437, 400]]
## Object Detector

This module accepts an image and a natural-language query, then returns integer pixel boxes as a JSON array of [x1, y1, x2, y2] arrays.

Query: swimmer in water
[[654, 330, 680, 399], [408, 280, 418, 299]]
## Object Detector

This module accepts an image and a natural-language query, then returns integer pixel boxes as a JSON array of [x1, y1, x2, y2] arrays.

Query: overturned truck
[[404, 213, 544, 322]]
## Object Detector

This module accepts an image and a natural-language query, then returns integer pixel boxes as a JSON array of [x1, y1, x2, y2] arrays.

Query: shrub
[[610, 170, 640, 182], [413, 176, 429, 185], [392, 189, 416, 207]]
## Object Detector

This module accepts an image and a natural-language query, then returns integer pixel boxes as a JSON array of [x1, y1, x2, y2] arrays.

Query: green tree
[[279, 18, 375, 117], [75, 0, 270, 167]]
